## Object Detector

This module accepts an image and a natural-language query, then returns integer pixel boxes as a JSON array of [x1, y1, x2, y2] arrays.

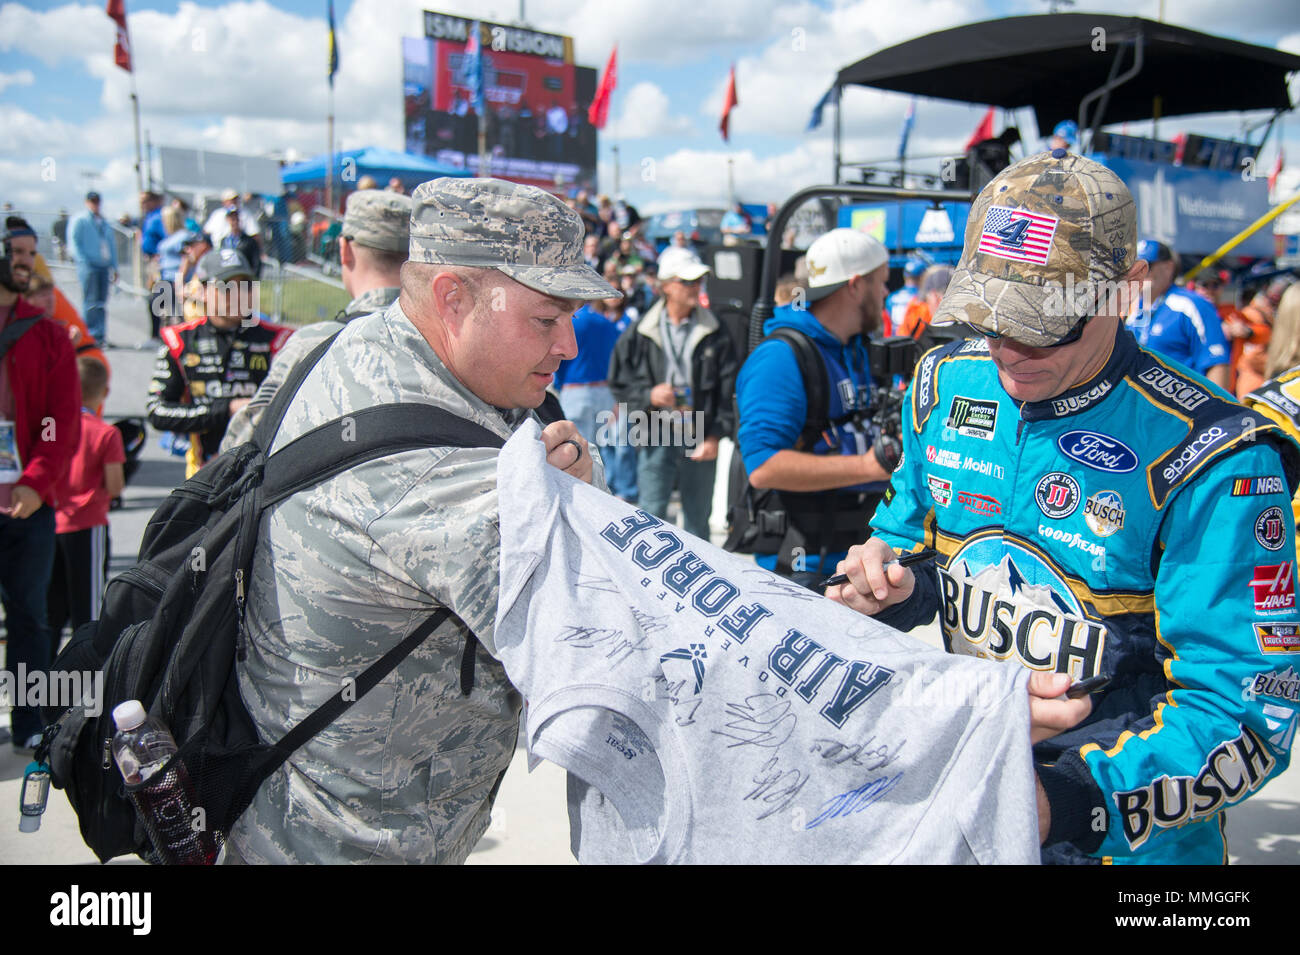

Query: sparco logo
[[1035, 471, 1080, 519], [1255, 506, 1287, 552], [946, 396, 998, 439], [917, 354, 935, 401], [1136, 367, 1209, 412], [1161, 426, 1226, 483], [1057, 430, 1139, 472], [1052, 380, 1113, 416], [1113, 726, 1275, 850]]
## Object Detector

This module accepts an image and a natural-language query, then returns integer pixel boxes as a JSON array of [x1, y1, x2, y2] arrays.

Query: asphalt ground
[[2, 267, 1297, 865]]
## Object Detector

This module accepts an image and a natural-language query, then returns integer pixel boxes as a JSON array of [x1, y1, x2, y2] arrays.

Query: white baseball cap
[[804, 228, 888, 302], [657, 246, 711, 282]]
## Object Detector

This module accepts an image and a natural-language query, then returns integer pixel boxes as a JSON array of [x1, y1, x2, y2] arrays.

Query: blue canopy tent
[[280, 147, 471, 192]]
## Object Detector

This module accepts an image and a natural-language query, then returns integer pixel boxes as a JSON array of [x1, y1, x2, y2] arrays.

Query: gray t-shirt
[[495, 419, 1040, 864]]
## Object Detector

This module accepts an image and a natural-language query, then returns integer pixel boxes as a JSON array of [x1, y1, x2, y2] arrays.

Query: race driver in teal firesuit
[[830, 150, 1300, 864]]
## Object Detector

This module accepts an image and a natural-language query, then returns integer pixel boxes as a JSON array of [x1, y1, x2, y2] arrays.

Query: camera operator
[[731, 229, 899, 588]]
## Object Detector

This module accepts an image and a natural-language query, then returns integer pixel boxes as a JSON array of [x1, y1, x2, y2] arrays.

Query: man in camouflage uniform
[[221, 189, 413, 451], [225, 177, 619, 864]]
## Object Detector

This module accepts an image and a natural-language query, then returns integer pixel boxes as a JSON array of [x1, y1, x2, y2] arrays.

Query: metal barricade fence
[[13, 208, 350, 330]]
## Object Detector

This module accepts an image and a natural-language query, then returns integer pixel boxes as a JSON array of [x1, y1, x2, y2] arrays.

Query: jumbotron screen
[[403, 10, 597, 191]]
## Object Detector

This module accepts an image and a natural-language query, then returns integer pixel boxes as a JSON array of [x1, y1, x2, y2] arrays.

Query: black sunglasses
[[960, 314, 1090, 349]]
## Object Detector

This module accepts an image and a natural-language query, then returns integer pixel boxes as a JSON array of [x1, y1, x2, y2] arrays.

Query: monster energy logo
[[946, 396, 998, 440]]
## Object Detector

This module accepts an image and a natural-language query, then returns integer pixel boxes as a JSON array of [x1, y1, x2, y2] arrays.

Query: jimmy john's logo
[[1051, 379, 1112, 417], [1084, 491, 1126, 537], [927, 474, 952, 507], [938, 551, 1106, 680], [1136, 366, 1209, 412], [946, 396, 998, 440], [1251, 563, 1296, 614], [1057, 430, 1139, 473], [1253, 666, 1300, 701], [1035, 471, 1080, 519], [1254, 622, 1300, 653], [1232, 476, 1286, 497], [1255, 506, 1288, 552], [1113, 726, 1275, 850], [1162, 426, 1227, 484]]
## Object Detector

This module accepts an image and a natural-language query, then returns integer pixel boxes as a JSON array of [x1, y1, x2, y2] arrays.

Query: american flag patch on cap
[[978, 206, 1058, 266]]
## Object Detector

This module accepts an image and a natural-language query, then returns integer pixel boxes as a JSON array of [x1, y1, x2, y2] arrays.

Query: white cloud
[[605, 82, 692, 139], [0, 68, 35, 94]]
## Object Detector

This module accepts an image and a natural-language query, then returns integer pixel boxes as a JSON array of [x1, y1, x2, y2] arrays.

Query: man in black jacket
[[146, 248, 290, 477], [609, 246, 738, 540]]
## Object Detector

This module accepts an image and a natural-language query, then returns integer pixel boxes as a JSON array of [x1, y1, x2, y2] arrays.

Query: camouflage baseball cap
[[932, 149, 1136, 347], [408, 177, 619, 301], [342, 189, 412, 253]]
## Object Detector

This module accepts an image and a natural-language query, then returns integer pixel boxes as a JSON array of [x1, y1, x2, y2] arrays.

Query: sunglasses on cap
[[958, 313, 1090, 349]]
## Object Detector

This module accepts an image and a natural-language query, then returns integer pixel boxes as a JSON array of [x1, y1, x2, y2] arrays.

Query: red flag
[[588, 46, 617, 130], [964, 106, 994, 151], [106, 0, 132, 73], [1269, 149, 1285, 193], [719, 64, 738, 142]]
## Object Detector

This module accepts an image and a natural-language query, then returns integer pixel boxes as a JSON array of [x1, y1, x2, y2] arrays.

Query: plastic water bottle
[[111, 700, 219, 865]]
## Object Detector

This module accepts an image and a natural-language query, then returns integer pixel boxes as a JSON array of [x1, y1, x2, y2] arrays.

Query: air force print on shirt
[[494, 420, 1041, 864]]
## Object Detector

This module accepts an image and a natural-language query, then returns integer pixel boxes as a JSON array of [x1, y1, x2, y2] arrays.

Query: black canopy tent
[[836, 14, 1300, 139]]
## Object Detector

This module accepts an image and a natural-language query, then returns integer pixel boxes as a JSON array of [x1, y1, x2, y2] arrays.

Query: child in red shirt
[[47, 357, 124, 655]]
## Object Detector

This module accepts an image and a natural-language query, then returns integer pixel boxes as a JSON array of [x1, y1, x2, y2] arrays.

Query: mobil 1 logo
[[1035, 471, 1081, 519], [946, 395, 998, 440]]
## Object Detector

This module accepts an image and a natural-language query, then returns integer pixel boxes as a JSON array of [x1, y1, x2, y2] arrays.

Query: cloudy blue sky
[[2, 0, 1299, 220]]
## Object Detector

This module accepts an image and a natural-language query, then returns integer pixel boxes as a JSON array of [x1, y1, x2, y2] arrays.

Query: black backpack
[[37, 332, 517, 863], [723, 327, 828, 556]]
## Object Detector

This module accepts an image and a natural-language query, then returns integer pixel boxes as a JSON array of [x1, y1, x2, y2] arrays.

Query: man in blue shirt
[[734, 228, 897, 587], [69, 191, 118, 346], [555, 296, 626, 494], [885, 258, 925, 330], [1126, 238, 1230, 389]]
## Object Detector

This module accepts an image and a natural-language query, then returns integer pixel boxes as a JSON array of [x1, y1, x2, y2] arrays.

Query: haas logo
[[1251, 563, 1296, 614]]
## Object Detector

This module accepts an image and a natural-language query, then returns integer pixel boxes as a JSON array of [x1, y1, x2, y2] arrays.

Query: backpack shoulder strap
[[250, 331, 338, 454], [766, 327, 829, 450], [260, 403, 505, 507], [0, 315, 41, 363]]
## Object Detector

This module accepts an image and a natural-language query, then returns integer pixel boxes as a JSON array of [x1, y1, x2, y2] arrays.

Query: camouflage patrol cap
[[342, 189, 412, 253], [408, 177, 619, 301], [933, 149, 1136, 347]]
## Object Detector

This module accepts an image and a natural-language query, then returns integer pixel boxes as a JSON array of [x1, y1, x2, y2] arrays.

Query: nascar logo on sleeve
[[1233, 476, 1287, 496], [1250, 563, 1296, 614], [978, 206, 1059, 266]]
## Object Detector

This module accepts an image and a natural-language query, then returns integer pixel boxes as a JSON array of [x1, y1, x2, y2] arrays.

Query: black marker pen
[[819, 547, 938, 590]]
